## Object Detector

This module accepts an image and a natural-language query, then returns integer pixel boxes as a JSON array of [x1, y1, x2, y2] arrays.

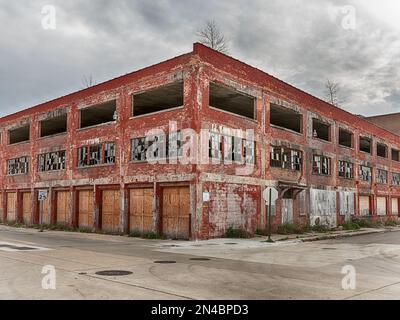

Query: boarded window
[[313, 155, 331, 175], [38, 150, 66, 172], [270, 146, 302, 171], [359, 165, 372, 182], [377, 197, 387, 216], [339, 128, 352, 148], [359, 136, 372, 154], [133, 81, 184, 117], [209, 82, 255, 119], [377, 169, 388, 184], [78, 142, 115, 167], [40, 114, 67, 137], [312, 119, 330, 141], [9, 125, 30, 144], [7, 156, 29, 175], [377, 143, 388, 158], [270, 104, 302, 133], [338, 160, 353, 179], [339, 192, 355, 216], [359, 196, 371, 216], [80, 100, 116, 128], [392, 149, 400, 162], [392, 198, 399, 215]]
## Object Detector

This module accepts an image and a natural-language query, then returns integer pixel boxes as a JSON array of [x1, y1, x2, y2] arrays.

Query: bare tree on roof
[[324, 79, 345, 107], [197, 20, 229, 54], [82, 74, 96, 88]]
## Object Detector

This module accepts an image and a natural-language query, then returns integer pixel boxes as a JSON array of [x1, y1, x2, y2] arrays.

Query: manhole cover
[[154, 260, 176, 264], [190, 258, 210, 261], [224, 243, 238, 245], [95, 270, 133, 276]]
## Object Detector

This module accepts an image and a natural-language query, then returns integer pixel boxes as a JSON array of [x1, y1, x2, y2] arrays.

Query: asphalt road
[[1, 225, 400, 300]]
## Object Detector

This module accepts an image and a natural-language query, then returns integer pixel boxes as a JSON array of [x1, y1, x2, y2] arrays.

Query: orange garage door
[[129, 188, 154, 233], [78, 190, 94, 228], [162, 187, 190, 239], [102, 190, 120, 232], [6, 192, 17, 222], [56, 191, 70, 224], [22, 192, 32, 224]]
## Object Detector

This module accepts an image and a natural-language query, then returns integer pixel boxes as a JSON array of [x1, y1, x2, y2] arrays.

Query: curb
[[300, 228, 392, 242]]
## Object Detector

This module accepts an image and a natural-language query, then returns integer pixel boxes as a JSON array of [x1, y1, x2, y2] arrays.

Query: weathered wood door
[[102, 190, 120, 232], [6, 192, 17, 222], [281, 199, 294, 224], [359, 196, 370, 216], [129, 188, 154, 233], [22, 192, 32, 224], [78, 190, 94, 228], [56, 191, 70, 224], [162, 187, 190, 239], [392, 198, 399, 215], [377, 197, 387, 216]]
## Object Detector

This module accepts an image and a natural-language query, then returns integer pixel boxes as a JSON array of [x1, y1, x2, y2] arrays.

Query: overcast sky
[[0, 0, 399, 117]]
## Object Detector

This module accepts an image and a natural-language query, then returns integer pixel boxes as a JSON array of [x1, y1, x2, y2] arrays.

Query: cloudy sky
[[0, 0, 399, 117]]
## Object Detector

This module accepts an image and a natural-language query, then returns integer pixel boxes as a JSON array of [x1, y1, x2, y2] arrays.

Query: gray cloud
[[0, 0, 399, 117]]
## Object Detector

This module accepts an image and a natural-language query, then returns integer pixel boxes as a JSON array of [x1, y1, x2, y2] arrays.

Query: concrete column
[[120, 185, 129, 234], [94, 185, 101, 230]]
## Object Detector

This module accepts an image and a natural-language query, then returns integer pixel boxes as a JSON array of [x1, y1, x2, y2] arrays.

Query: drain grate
[[95, 270, 133, 276], [0, 244, 37, 251], [190, 258, 210, 261], [224, 243, 238, 245], [154, 260, 176, 264]]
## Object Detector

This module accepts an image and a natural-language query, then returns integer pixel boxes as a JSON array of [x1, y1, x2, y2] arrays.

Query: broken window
[[9, 125, 30, 144], [244, 140, 255, 164], [312, 118, 330, 141], [359, 136, 372, 154], [392, 149, 400, 162], [270, 146, 302, 171], [132, 81, 184, 117], [40, 114, 67, 137], [359, 165, 372, 182], [223, 136, 243, 163], [338, 160, 353, 179], [78, 142, 115, 167], [7, 156, 29, 175], [339, 128, 353, 148], [377, 143, 388, 158], [168, 131, 183, 159], [209, 82, 255, 119], [131, 135, 166, 162], [312, 155, 331, 175], [38, 151, 66, 172], [80, 100, 117, 129], [377, 169, 388, 184], [209, 132, 222, 160], [270, 104, 302, 133], [392, 172, 400, 186]]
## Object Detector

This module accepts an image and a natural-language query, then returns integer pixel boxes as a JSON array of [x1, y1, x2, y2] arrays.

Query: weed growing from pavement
[[224, 227, 252, 239]]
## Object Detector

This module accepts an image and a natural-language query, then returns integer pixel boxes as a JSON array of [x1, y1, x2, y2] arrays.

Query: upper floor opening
[[270, 103, 302, 133], [9, 124, 30, 145], [80, 100, 117, 129]]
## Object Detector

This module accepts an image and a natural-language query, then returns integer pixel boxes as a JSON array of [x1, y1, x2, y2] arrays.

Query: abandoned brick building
[[1, 43, 399, 240]]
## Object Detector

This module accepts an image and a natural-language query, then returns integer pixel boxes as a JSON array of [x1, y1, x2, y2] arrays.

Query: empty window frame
[[312, 155, 331, 175], [377, 169, 388, 184], [209, 132, 222, 160], [339, 128, 353, 148], [392, 149, 400, 162], [38, 151, 66, 172], [359, 136, 372, 154], [270, 146, 302, 171], [9, 125, 30, 145], [359, 165, 372, 182], [209, 82, 255, 120], [131, 135, 167, 162], [7, 156, 29, 175], [132, 81, 184, 117], [377, 143, 388, 158], [40, 114, 67, 138], [392, 172, 400, 186], [312, 119, 330, 141], [223, 136, 255, 164], [168, 131, 183, 159], [78, 142, 115, 167], [338, 160, 353, 179], [270, 104, 302, 133], [80, 100, 116, 129]]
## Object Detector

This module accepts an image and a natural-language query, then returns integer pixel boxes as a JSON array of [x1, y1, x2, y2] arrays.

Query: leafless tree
[[324, 79, 345, 107], [82, 74, 96, 88], [197, 20, 229, 54]]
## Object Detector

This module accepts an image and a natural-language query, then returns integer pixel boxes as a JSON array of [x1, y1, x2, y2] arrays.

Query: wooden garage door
[[162, 187, 190, 239], [22, 192, 32, 224], [102, 190, 120, 232], [359, 196, 370, 216], [78, 190, 94, 228], [392, 198, 399, 215], [377, 197, 387, 216], [56, 191, 70, 224], [129, 188, 154, 233], [6, 192, 17, 222]]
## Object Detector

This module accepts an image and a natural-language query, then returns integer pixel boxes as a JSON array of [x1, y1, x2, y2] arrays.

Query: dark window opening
[[339, 129, 353, 148], [209, 82, 255, 119], [377, 143, 388, 158], [9, 125, 30, 144], [312, 119, 330, 141], [392, 149, 400, 162], [359, 136, 372, 154], [40, 114, 67, 138], [270, 104, 302, 133], [78, 142, 115, 167], [80, 100, 116, 128], [270, 146, 302, 171], [38, 151, 66, 172], [133, 81, 184, 117]]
